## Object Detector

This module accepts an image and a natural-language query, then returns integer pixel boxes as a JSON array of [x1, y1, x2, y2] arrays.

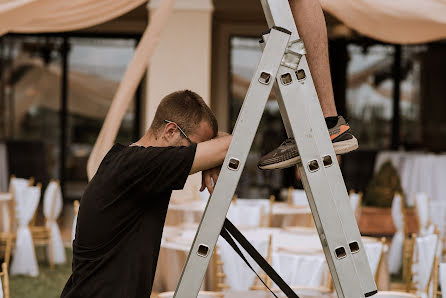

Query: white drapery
[[374, 152, 446, 206], [320, 0, 446, 44], [43, 181, 66, 264], [388, 194, 404, 274], [0, 0, 145, 36], [10, 185, 40, 277]]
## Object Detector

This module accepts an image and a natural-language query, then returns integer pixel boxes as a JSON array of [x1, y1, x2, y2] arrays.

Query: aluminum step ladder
[[173, 1, 378, 297]]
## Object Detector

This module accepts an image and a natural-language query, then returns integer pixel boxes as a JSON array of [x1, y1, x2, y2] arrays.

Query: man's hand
[[200, 166, 221, 194]]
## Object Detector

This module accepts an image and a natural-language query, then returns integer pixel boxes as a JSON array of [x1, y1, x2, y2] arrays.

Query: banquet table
[[153, 225, 389, 293]]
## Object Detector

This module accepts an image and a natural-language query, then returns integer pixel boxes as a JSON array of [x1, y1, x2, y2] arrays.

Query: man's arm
[[189, 133, 232, 175]]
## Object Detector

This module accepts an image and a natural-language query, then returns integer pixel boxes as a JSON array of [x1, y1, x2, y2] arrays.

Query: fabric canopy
[[0, 0, 145, 36], [320, 0, 446, 44]]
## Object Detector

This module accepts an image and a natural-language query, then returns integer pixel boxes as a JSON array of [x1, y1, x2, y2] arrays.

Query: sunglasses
[[164, 120, 194, 145]]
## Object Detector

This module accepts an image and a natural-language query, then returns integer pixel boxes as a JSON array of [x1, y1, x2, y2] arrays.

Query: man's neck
[[132, 132, 161, 148]]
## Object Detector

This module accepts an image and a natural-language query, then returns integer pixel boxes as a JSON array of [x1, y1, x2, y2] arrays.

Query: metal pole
[[391, 44, 401, 149], [60, 36, 69, 195]]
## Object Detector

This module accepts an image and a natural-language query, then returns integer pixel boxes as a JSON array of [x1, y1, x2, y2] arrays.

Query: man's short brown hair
[[150, 90, 218, 138]]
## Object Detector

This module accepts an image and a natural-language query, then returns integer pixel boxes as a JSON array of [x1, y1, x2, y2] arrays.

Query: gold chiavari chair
[[267, 195, 276, 228], [0, 262, 10, 298], [250, 234, 273, 291], [158, 291, 223, 298], [30, 181, 56, 268], [405, 227, 440, 296], [212, 245, 229, 291]]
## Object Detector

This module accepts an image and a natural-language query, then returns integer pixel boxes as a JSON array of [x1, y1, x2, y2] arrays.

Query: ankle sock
[[325, 116, 339, 129]]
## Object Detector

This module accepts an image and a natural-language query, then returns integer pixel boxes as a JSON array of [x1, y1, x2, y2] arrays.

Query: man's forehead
[[194, 120, 215, 142]]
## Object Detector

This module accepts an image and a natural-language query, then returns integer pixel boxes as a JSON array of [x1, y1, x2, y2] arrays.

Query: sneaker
[[257, 116, 358, 170]]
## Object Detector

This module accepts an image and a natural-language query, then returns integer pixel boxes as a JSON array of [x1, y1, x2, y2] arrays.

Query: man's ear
[[163, 122, 178, 141]]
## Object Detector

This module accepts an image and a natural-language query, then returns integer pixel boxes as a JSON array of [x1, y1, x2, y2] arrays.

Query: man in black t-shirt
[[61, 90, 232, 298]]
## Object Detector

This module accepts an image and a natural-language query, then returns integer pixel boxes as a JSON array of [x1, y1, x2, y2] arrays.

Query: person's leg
[[289, 0, 337, 117], [258, 0, 358, 170]]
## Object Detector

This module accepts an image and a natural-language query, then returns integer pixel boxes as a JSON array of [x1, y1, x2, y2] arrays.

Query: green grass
[[10, 247, 72, 298]]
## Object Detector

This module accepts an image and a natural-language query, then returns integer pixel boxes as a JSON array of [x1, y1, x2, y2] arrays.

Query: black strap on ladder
[[220, 218, 299, 298]]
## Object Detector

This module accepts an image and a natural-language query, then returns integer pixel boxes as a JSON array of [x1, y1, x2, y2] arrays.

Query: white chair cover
[[158, 291, 222, 298], [271, 253, 327, 287], [365, 241, 384, 276], [349, 193, 361, 213], [440, 263, 446, 297], [43, 181, 66, 264], [388, 194, 404, 274], [292, 190, 309, 207], [227, 203, 264, 228], [10, 185, 40, 276], [198, 188, 210, 203], [374, 291, 418, 297], [412, 234, 438, 298], [72, 214, 78, 244], [217, 233, 269, 290], [414, 193, 430, 236], [429, 201, 446, 241]]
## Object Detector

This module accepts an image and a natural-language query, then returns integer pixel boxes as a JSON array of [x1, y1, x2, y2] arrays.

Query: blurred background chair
[[388, 193, 406, 275], [10, 183, 40, 276], [0, 262, 10, 298]]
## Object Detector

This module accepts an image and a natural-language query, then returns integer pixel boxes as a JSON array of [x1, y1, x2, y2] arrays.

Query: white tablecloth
[[374, 151, 446, 206]]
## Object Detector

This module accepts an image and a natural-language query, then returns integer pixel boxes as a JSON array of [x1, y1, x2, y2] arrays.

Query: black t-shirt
[[61, 143, 197, 298]]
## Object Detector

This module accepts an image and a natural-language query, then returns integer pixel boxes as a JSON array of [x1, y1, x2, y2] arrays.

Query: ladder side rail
[[173, 28, 291, 298], [274, 63, 362, 298], [261, 0, 377, 296]]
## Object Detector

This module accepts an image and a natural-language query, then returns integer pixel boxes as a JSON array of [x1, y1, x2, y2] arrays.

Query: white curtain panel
[[10, 185, 40, 276], [217, 235, 269, 290], [388, 194, 404, 274], [43, 181, 66, 264], [374, 152, 446, 206], [412, 234, 438, 298], [0, 276, 2, 298], [227, 203, 264, 228]]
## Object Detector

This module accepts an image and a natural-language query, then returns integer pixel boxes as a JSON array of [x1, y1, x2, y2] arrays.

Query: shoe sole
[[258, 137, 358, 170]]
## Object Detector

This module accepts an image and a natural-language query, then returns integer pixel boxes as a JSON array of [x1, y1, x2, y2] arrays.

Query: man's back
[[62, 143, 196, 298]]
